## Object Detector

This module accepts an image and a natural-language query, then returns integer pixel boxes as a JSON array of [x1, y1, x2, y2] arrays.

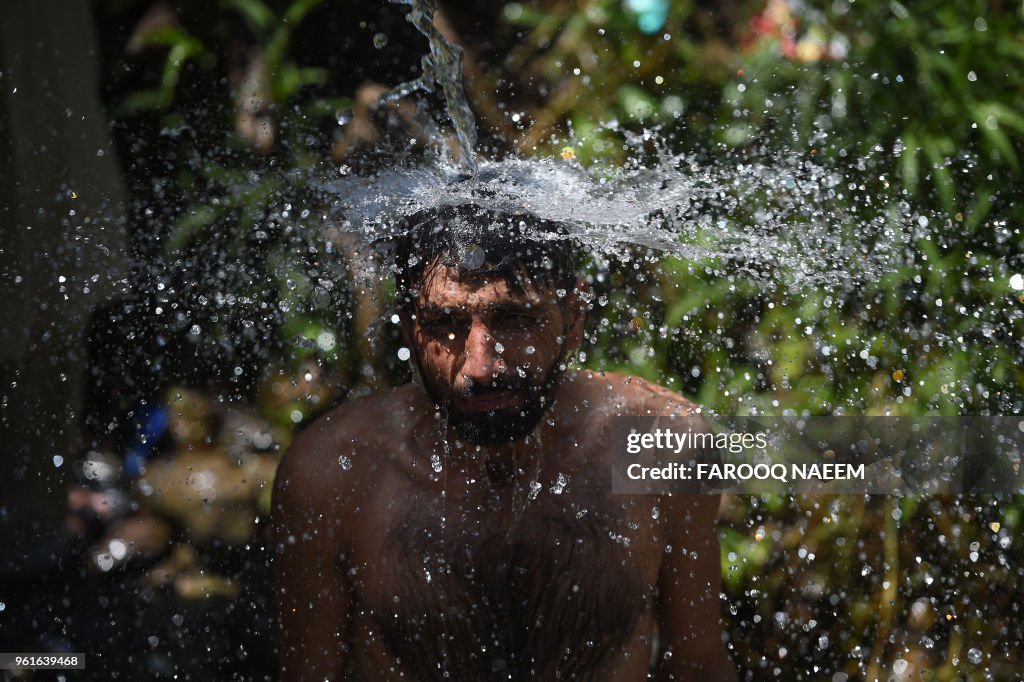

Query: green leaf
[[117, 88, 172, 115], [167, 205, 221, 253], [971, 103, 1021, 172], [501, 4, 557, 28], [223, 0, 276, 36], [921, 135, 954, 212], [115, 28, 205, 114], [899, 131, 920, 195], [983, 101, 1024, 135], [617, 84, 658, 122], [283, 0, 325, 26]]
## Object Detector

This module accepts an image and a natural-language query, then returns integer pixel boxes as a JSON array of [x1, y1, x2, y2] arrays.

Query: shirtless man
[[272, 206, 737, 681]]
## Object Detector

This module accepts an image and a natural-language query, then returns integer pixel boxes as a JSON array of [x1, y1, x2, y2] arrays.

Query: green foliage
[[110, 0, 355, 385], [726, 0, 1024, 220], [534, 1, 1024, 676], [117, 27, 209, 114], [223, 0, 329, 102]]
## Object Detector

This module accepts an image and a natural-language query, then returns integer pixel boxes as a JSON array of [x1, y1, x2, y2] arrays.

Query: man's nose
[[461, 319, 503, 385]]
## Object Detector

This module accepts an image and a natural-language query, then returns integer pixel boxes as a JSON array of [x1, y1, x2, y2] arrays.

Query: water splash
[[324, 143, 917, 290], [382, 0, 478, 173]]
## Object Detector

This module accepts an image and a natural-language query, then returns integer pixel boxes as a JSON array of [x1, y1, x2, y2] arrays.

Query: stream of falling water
[[382, 0, 478, 173]]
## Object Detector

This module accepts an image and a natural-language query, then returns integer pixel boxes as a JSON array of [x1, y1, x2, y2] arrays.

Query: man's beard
[[417, 359, 564, 445]]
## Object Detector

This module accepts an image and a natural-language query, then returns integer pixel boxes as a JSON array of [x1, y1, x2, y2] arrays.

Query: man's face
[[406, 261, 582, 445]]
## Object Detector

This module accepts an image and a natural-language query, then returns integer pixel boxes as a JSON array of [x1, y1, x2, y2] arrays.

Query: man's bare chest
[[346, 472, 664, 681]]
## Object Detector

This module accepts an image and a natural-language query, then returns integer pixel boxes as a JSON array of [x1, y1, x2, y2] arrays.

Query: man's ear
[[564, 278, 589, 351]]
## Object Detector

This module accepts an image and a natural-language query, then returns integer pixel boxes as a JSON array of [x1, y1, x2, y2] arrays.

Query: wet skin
[[272, 266, 737, 681]]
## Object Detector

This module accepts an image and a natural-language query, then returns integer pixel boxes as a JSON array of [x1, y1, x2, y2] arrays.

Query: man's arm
[[272, 425, 352, 682], [617, 376, 736, 678], [654, 491, 738, 681]]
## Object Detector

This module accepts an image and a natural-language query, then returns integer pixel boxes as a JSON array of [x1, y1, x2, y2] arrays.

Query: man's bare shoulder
[[273, 384, 421, 511], [292, 383, 420, 448], [576, 372, 722, 535], [564, 369, 703, 418]]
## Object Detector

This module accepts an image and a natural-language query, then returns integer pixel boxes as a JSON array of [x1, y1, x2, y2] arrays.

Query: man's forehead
[[418, 264, 550, 308]]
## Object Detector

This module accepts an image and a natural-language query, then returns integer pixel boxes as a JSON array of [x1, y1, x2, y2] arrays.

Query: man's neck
[[450, 427, 547, 487], [410, 384, 576, 485]]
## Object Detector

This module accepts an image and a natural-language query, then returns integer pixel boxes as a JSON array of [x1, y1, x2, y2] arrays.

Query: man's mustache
[[451, 375, 530, 400]]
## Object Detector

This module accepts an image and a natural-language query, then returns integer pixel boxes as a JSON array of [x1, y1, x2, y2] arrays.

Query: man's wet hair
[[392, 204, 580, 311]]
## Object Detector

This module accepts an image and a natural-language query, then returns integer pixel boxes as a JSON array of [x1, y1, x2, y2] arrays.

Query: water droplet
[[550, 472, 568, 494], [373, 33, 389, 49], [95, 553, 114, 572], [52, 455, 64, 468], [109, 539, 127, 560], [397, 347, 411, 361], [528, 480, 542, 500], [316, 331, 336, 351], [460, 243, 485, 269], [967, 648, 983, 665], [339, 456, 353, 471]]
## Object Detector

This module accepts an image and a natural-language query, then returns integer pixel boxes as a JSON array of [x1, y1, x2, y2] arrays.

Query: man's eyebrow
[[487, 302, 540, 315], [418, 301, 540, 315], [417, 304, 462, 317]]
